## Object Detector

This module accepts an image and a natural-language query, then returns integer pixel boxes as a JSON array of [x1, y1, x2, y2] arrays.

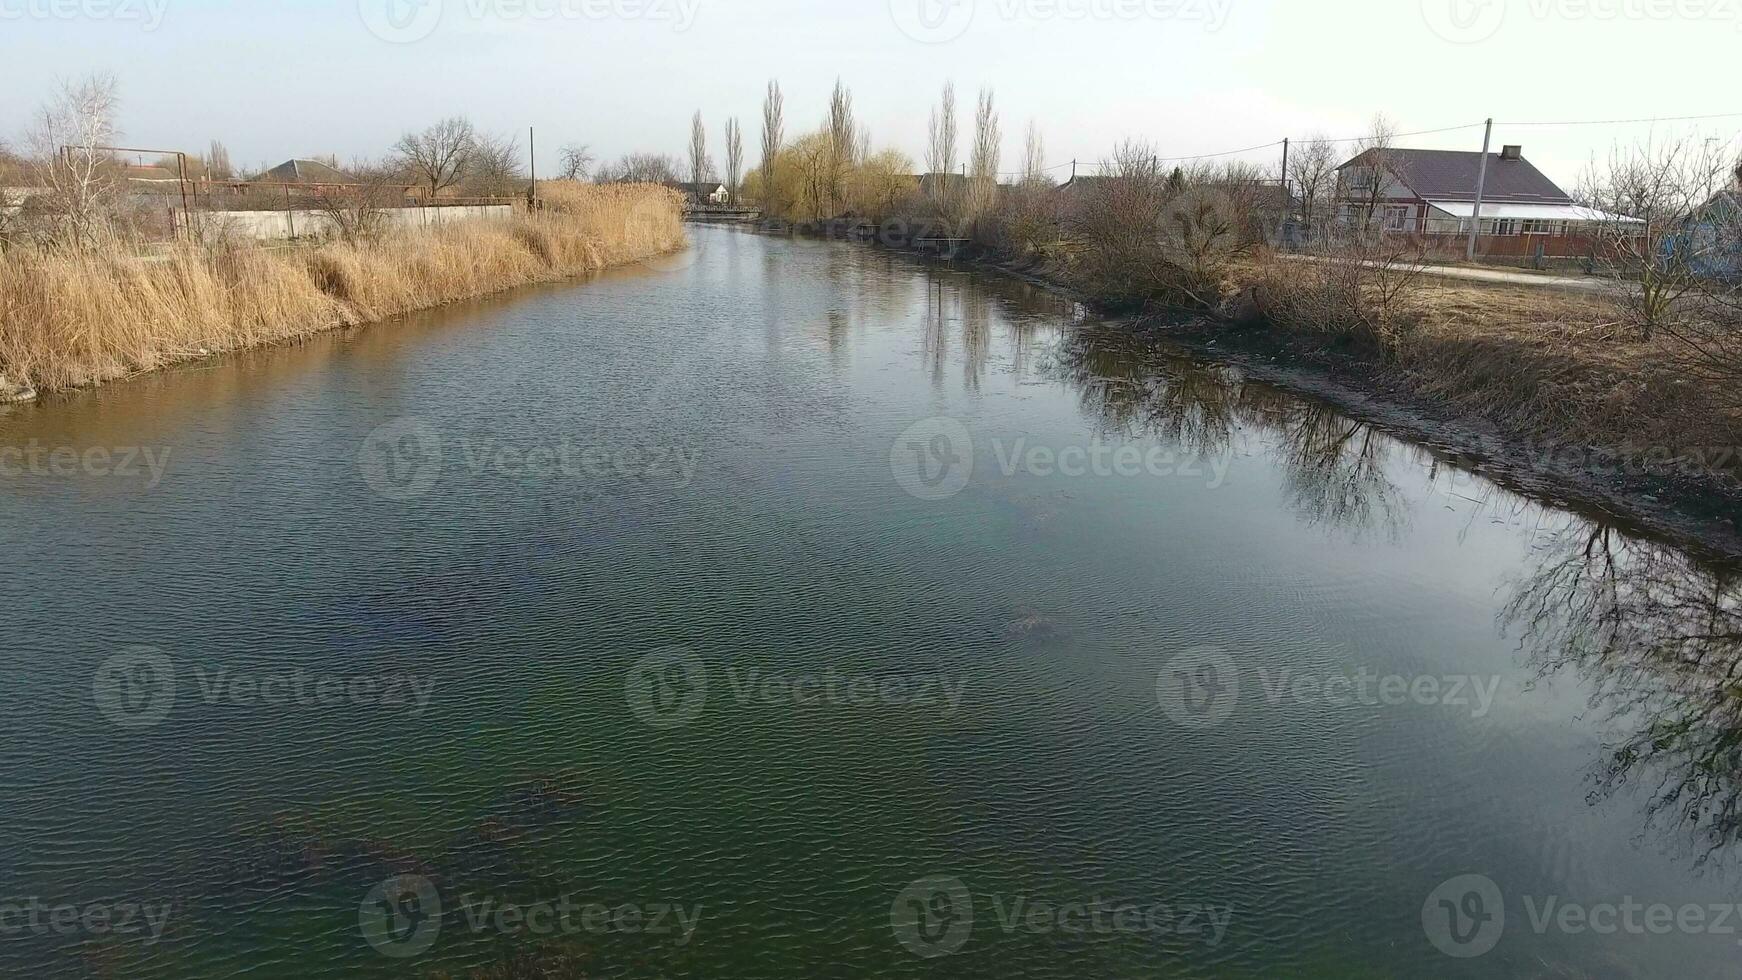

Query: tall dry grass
[[1242, 258, 1742, 487], [0, 182, 685, 391]]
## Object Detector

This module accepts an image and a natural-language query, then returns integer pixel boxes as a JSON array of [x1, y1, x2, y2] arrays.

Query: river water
[[1, 225, 1739, 978]]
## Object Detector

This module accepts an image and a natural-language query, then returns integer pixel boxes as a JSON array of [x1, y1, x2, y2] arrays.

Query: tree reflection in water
[[1059, 326, 1742, 870], [1056, 327, 1407, 537], [1506, 524, 1742, 869]]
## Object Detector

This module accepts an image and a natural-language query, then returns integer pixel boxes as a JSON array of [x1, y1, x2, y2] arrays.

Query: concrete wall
[[191, 204, 515, 242]]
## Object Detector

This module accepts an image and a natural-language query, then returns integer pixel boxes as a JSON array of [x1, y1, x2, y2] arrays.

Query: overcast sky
[[3, 0, 1739, 187]]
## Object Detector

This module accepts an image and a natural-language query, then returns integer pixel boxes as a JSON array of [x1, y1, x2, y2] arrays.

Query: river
[[1, 224, 1739, 978]]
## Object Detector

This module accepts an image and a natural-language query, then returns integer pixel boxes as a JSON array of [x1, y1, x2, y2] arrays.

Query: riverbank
[[0, 182, 685, 393], [833, 229, 1742, 559]]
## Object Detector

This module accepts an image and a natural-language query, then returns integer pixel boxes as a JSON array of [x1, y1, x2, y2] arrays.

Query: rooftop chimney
[[1500, 145, 1523, 161]]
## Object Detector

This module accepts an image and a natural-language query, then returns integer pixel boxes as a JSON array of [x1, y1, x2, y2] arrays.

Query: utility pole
[[1070, 159, 1076, 182], [1466, 118, 1493, 262], [527, 126, 537, 209], [1278, 137, 1290, 245]]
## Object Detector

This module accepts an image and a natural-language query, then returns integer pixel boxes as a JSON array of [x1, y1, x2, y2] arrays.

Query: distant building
[[253, 159, 362, 186], [915, 172, 971, 200], [667, 181, 730, 206], [121, 163, 188, 195], [1671, 188, 1742, 281], [1333, 144, 1638, 258]]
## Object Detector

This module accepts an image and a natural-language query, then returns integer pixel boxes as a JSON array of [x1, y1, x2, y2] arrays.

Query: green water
[[1, 226, 1738, 978]]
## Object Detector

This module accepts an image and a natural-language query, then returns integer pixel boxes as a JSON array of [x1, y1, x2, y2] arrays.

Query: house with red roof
[[1334, 144, 1639, 260]]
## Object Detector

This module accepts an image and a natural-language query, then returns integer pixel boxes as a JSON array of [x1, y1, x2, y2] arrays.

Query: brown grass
[[1238, 255, 1742, 486], [0, 182, 685, 392]]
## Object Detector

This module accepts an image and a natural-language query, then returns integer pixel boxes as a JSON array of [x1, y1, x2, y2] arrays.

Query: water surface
[[1, 225, 1739, 978]]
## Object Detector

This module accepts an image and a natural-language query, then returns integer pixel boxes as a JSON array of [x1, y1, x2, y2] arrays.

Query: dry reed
[[0, 182, 685, 391]]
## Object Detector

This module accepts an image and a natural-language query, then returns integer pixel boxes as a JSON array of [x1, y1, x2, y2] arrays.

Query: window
[[1384, 205, 1411, 231], [1521, 220, 1566, 236]]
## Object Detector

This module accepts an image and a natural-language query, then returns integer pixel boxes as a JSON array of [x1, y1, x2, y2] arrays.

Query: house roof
[[1341, 147, 1573, 205], [255, 159, 360, 184], [1696, 188, 1741, 217], [1055, 175, 1109, 192], [917, 172, 971, 192], [1426, 200, 1641, 224]]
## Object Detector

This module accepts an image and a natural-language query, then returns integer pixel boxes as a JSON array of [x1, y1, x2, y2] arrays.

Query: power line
[[1501, 110, 1742, 127], [997, 108, 1739, 180]]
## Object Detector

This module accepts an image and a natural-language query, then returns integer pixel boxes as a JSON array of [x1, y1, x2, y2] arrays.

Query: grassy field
[[1227, 254, 1742, 494], [0, 182, 685, 392]]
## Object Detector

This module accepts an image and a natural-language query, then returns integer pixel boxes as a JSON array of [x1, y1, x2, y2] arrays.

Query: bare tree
[[688, 111, 709, 191], [1339, 114, 1398, 240], [964, 88, 1001, 225], [999, 121, 1056, 255], [1581, 135, 1733, 337], [557, 143, 593, 181], [601, 153, 680, 184], [463, 131, 525, 197], [27, 72, 122, 247], [759, 79, 784, 209], [1286, 134, 1338, 244], [926, 82, 959, 179], [207, 140, 233, 181], [826, 78, 856, 213], [723, 119, 744, 207], [394, 117, 478, 201], [1581, 137, 1742, 395], [309, 159, 403, 244], [1020, 120, 1049, 186]]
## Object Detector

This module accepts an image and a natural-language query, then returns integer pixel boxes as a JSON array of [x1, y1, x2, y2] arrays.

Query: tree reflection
[[1505, 524, 1742, 868], [1275, 404, 1405, 536], [1058, 328, 1405, 536]]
